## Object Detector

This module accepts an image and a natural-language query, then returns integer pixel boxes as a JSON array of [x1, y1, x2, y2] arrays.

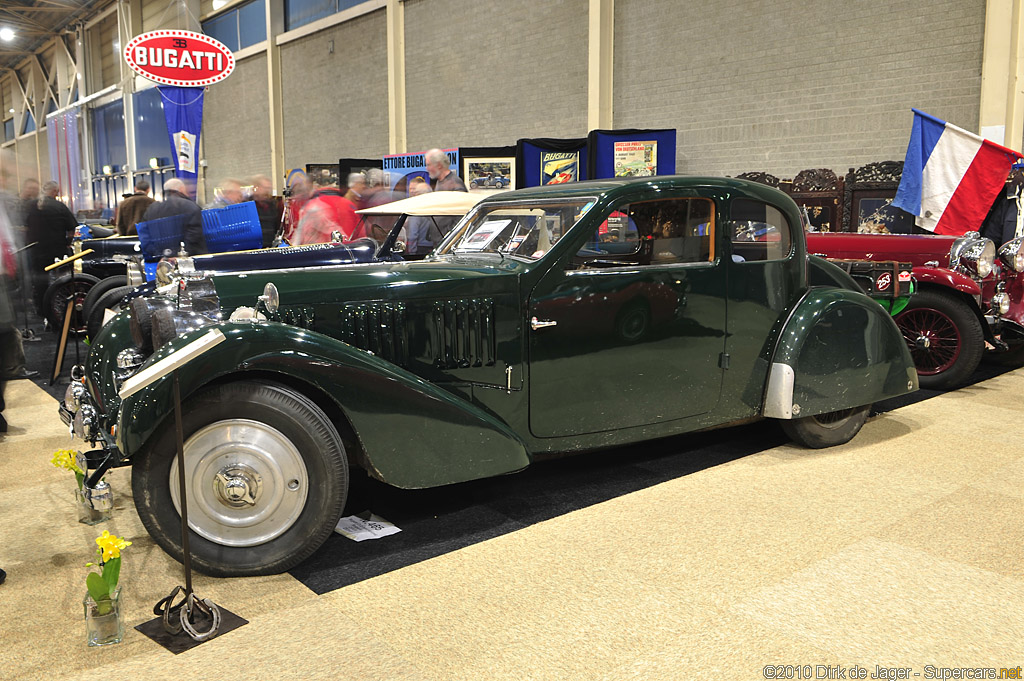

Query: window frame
[[572, 196, 719, 270], [727, 198, 795, 264]]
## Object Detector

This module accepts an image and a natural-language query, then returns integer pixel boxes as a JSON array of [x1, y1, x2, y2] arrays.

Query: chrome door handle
[[530, 316, 557, 331]]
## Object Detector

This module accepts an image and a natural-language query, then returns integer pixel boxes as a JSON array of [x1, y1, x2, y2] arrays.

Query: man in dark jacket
[[25, 180, 77, 315], [142, 178, 205, 255], [115, 179, 155, 236]]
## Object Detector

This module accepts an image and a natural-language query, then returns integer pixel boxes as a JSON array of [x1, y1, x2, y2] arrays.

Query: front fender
[[116, 322, 531, 488], [764, 288, 918, 419], [912, 266, 982, 296]]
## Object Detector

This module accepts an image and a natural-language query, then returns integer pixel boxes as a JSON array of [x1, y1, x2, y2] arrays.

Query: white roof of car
[[356, 190, 502, 216]]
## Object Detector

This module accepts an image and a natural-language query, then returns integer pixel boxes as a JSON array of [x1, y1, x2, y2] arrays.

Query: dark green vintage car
[[63, 176, 918, 576]]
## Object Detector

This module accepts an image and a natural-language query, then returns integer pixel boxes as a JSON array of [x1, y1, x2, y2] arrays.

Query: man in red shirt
[[295, 175, 362, 245]]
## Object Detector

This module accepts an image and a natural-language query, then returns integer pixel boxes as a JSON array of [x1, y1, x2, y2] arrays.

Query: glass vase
[[84, 586, 124, 646], [75, 481, 113, 525]]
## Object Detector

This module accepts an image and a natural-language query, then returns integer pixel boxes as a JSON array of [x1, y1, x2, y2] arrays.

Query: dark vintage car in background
[[807, 230, 1024, 389], [82, 191, 489, 340], [62, 176, 917, 577]]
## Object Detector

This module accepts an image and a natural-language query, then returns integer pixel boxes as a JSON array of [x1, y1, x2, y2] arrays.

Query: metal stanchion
[[150, 372, 222, 642]]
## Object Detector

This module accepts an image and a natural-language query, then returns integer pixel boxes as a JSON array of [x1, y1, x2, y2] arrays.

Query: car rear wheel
[[781, 404, 871, 449], [42, 273, 100, 335], [894, 288, 983, 390], [132, 380, 349, 577]]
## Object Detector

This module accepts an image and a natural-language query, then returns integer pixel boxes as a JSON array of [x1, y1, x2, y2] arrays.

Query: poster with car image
[[465, 158, 514, 190], [613, 141, 657, 177], [541, 152, 579, 184]]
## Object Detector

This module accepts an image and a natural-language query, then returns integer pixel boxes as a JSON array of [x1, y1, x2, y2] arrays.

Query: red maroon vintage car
[[807, 231, 1024, 389]]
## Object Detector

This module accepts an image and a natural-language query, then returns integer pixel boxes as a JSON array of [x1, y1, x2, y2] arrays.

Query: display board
[[516, 137, 588, 188], [383, 148, 459, 195], [586, 128, 676, 179]]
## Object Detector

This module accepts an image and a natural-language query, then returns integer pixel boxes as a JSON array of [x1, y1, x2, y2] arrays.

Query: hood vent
[[433, 299, 496, 369], [340, 302, 410, 366]]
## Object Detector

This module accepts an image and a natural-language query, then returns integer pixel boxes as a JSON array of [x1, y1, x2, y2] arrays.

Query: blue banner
[[158, 85, 205, 182]]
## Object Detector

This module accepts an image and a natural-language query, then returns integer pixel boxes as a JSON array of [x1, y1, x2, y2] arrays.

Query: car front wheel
[[780, 404, 871, 449], [132, 380, 349, 577], [893, 288, 983, 390]]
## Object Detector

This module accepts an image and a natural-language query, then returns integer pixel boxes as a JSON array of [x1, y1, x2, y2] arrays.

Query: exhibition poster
[[541, 151, 579, 184], [614, 140, 658, 177]]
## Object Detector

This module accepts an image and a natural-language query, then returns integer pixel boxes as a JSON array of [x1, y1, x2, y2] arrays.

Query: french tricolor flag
[[892, 109, 1021, 235]]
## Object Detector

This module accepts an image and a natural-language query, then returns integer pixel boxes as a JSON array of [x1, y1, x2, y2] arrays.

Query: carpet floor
[[1, 324, 1022, 680]]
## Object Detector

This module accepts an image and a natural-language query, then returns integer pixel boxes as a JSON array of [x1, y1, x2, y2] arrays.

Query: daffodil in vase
[[51, 449, 112, 525], [84, 531, 132, 646]]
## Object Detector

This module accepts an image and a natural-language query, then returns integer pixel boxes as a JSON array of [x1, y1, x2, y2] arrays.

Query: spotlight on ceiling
[[0, 28, 15, 42]]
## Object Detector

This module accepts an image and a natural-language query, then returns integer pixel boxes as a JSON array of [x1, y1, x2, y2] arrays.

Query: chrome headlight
[[73, 404, 97, 441], [998, 236, 1024, 272], [64, 381, 87, 414], [991, 291, 1011, 316], [951, 233, 996, 278], [176, 276, 220, 317]]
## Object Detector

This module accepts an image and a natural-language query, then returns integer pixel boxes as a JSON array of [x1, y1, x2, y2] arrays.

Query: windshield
[[436, 199, 597, 260]]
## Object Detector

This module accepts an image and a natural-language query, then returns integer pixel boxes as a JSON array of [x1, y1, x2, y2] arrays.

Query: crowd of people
[[0, 147, 470, 439]]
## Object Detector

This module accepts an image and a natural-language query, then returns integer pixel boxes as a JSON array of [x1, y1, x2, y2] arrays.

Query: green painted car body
[[81, 176, 917, 490]]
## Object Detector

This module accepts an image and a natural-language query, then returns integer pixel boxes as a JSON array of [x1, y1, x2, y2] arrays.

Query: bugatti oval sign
[[124, 30, 234, 87]]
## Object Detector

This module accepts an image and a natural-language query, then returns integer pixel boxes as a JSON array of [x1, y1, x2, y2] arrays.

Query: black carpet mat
[[291, 359, 1023, 595], [10, 297, 1021, 595]]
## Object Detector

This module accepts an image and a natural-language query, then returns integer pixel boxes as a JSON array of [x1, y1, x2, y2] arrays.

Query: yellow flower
[[50, 449, 84, 475], [95, 531, 132, 561]]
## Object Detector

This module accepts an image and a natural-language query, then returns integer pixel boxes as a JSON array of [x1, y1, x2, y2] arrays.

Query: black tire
[[132, 381, 349, 577], [893, 288, 984, 390], [781, 404, 871, 449], [615, 299, 651, 342], [42, 273, 100, 335], [86, 285, 132, 341], [470, 180, 480, 189], [81, 275, 128, 321]]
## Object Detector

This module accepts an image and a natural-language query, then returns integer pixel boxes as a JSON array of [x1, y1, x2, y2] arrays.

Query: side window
[[728, 199, 793, 262], [578, 198, 716, 266]]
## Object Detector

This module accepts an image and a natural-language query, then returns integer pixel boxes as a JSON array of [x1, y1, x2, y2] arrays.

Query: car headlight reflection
[[998, 236, 1024, 272]]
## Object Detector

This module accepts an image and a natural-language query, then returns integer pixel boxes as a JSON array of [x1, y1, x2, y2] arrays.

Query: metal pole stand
[[137, 371, 246, 652]]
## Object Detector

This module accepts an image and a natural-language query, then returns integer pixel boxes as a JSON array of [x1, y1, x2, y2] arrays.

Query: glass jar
[[84, 586, 124, 646], [75, 481, 113, 525]]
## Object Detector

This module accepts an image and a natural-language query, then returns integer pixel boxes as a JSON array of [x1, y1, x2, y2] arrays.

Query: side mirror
[[392, 240, 406, 254], [330, 230, 343, 243], [257, 282, 280, 314]]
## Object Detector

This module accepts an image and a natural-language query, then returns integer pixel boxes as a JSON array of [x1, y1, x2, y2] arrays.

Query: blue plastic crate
[[136, 213, 188, 261], [202, 201, 262, 254]]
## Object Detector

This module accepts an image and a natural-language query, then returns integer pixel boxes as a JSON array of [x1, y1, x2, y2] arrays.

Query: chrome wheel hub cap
[[915, 335, 931, 350], [170, 419, 308, 548], [213, 463, 262, 507]]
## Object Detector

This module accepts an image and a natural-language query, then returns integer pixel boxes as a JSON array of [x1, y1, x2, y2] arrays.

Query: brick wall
[[202, 53, 271, 198], [612, 0, 986, 178], [403, 0, 588, 151], [279, 9, 389, 171]]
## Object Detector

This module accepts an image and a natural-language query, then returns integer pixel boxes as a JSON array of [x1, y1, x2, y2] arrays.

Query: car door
[[528, 193, 728, 438]]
